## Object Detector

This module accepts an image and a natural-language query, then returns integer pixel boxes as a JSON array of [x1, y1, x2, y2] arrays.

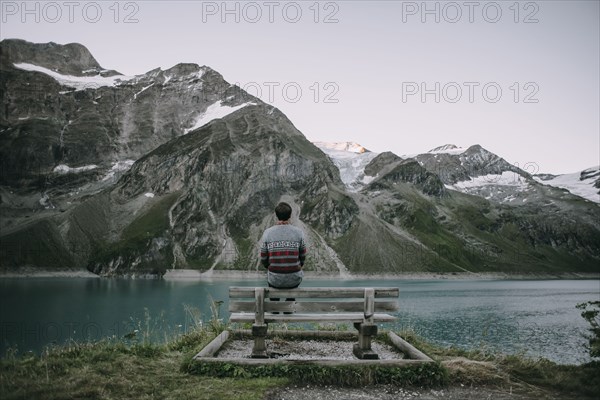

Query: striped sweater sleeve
[[299, 236, 306, 266], [260, 236, 269, 268]]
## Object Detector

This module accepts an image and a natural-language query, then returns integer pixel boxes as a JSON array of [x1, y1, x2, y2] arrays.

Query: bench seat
[[230, 312, 397, 323], [228, 286, 400, 359]]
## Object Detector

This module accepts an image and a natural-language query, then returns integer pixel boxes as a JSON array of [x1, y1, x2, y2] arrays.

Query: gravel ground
[[265, 385, 547, 400], [217, 338, 404, 360], [216, 338, 565, 399]]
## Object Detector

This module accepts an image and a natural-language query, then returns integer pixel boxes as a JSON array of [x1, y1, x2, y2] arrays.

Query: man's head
[[275, 202, 292, 221]]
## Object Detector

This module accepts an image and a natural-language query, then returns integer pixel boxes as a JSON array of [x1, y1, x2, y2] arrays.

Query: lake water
[[1, 277, 598, 364]]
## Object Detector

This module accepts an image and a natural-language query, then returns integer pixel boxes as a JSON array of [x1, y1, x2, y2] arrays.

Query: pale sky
[[1, 0, 598, 174]]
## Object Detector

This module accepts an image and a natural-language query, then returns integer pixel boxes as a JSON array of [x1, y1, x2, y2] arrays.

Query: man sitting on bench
[[259, 202, 307, 312]]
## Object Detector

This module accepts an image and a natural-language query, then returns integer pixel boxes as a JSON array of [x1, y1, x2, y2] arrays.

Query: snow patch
[[53, 164, 98, 174], [184, 101, 255, 134], [189, 68, 205, 80], [314, 142, 378, 192], [450, 171, 529, 191], [133, 83, 154, 99], [534, 166, 599, 203], [402, 144, 467, 159], [428, 144, 467, 155], [428, 144, 467, 154], [39, 194, 54, 209], [102, 160, 136, 181], [110, 160, 135, 172], [14, 63, 132, 90], [313, 141, 369, 154]]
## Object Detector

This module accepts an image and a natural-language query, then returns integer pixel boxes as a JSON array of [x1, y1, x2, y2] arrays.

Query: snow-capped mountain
[[313, 141, 369, 154], [0, 38, 258, 200], [534, 166, 600, 203], [313, 142, 377, 191], [411, 144, 531, 203], [316, 142, 529, 201], [445, 171, 531, 203], [13, 62, 132, 90], [2, 40, 599, 277], [426, 144, 467, 155], [315, 141, 600, 205]]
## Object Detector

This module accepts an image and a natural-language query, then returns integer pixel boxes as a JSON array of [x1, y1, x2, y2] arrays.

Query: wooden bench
[[228, 287, 399, 359]]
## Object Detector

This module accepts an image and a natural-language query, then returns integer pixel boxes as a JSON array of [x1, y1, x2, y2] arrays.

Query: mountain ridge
[[318, 141, 599, 204], [1, 40, 599, 277]]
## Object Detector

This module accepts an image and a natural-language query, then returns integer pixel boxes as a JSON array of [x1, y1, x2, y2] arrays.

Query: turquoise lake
[[1, 278, 598, 364]]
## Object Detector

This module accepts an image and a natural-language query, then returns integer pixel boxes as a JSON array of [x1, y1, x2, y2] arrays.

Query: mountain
[[313, 142, 377, 192], [313, 142, 369, 154], [317, 141, 600, 274], [534, 166, 599, 204], [0, 39, 357, 276], [1, 40, 599, 277], [0, 39, 120, 77]]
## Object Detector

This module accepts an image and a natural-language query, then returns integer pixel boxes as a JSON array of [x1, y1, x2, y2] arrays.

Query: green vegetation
[[0, 340, 283, 400], [0, 219, 74, 270], [2, 309, 599, 399], [398, 330, 600, 399], [186, 358, 447, 387], [90, 193, 180, 274], [121, 193, 179, 244], [577, 301, 600, 358], [0, 305, 281, 400]]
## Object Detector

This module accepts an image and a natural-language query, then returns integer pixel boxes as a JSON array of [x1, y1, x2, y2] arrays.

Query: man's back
[[260, 201, 306, 289], [260, 224, 306, 273]]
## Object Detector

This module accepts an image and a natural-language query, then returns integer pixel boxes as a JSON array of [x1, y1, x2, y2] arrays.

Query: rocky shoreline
[[1, 268, 597, 280], [0, 268, 100, 278]]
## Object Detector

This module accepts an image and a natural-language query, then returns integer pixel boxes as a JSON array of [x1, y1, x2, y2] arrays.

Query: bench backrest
[[229, 287, 399, 323]]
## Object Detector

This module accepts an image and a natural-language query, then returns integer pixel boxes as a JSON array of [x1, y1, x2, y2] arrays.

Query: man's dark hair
[[275, 202, 292, 221]]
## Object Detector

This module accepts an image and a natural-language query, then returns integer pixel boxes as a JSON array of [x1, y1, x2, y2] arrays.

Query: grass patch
[[185, 359, 447, 387], [89, 193, 180, 274], [0, 219, 75, 270], [2, 319, 598, 399], [398, 329, 600, 399], [0, 340, 285, 400], [500, 356, 600, 399], [121, 192, 179, 244], [0, 304, 281, 400]]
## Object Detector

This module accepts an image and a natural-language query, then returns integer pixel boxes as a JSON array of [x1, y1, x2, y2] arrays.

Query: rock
[[1, 40, 599, 276]]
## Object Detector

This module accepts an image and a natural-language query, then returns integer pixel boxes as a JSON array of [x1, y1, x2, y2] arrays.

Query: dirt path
[[266, 384, 564, 400]]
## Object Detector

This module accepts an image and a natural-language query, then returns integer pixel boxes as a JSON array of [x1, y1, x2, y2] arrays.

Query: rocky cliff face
[[1, 40, 599, 276], [0, 39, 112, 76], [318, 142, 600, 275], [413, 144, 524, 186], [1, 39, 254, 190], [82, 104, 357, 275]]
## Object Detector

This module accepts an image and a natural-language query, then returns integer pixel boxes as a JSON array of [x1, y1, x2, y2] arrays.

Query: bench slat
[[229, 300, 399, 313], [255, 288, 265, 325], [229, 287, 399, 299], [230, 312, 397, 323]]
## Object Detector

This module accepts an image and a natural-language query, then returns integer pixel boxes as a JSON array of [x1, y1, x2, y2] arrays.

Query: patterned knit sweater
[[259, 224, 306, 273]]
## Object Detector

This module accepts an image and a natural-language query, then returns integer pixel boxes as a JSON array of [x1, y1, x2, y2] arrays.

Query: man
[[259, 202, 306, 289]]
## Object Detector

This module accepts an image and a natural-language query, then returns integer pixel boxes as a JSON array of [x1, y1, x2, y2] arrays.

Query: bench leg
[[353, 322, 379, 360], [251, 324, 268, 358]]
